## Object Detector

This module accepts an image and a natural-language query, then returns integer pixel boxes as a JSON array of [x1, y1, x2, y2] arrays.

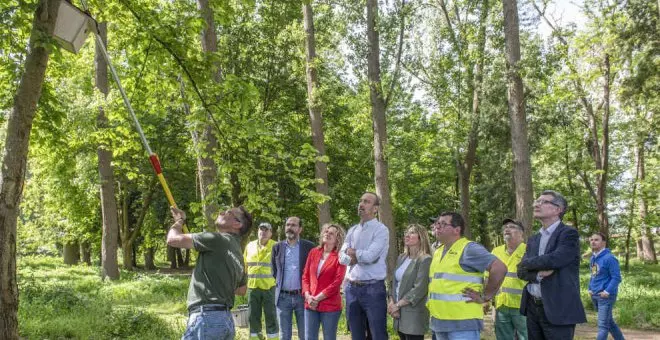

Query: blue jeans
[[183, 309, 234, 340], [277, 292, 305, 340], [304, 309, 341, 340], [592, 295, 625, 340], [345, 280, 387, 340], [432, 330, 480, 340]]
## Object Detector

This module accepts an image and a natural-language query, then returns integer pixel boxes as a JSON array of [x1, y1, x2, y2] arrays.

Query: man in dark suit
[[272, 216, 315, 340], [518, 190, 587, 339]]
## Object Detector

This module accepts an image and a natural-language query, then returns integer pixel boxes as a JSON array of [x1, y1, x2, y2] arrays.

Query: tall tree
[[366, 0, 396, 274], [454, 0, 490, 238], [303, 1, 331, 227], [0, 0, 59, 337], [502, 0, 534, 235], [195, 0, 220, 229], [95, 22, 120, 280], [637, 136, 657, 263]]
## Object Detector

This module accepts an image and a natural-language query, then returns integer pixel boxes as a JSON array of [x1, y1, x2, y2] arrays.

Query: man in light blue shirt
[[340, 192, 390, 340]]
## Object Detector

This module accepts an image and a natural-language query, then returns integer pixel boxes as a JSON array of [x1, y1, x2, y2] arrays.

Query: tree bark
[[95, 22, 120, 281], [596, 53, 610, 236], [0, 0, 59, 337], [637, 141, 657, 263], [366, 0, 397, 277], [144, 247, 156, 270], [81, 241, 92, 265], [303, 2, 331, 227], [456, 0, 489, 239], [195, 0, 220, 229], [63, 241, 80, 265], [121, 186, 155, 269], [501, 0, 534, 236]]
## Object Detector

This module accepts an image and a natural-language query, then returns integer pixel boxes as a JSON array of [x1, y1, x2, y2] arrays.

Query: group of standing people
[[167, 189, 626, 340]]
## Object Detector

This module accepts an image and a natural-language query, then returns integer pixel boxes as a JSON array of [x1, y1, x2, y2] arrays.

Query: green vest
[[491, 244, 526, 309], [427, 237, 484, 320], [244, 239, 276, 289]]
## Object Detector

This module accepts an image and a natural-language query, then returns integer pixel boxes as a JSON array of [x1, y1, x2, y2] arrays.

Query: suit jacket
[[272, 238, 315, 305], [388, 254, 432, 336], [518, 222, 587, 325], [302, 247, 347, 312]]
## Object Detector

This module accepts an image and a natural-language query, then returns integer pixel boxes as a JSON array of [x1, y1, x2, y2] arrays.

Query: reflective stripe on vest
[[491, 244, 527, 309], [433, 272, 484, 284], [501, 287, 524, 295], [245, 239, 276, 289], [427, 238, 484, 321]]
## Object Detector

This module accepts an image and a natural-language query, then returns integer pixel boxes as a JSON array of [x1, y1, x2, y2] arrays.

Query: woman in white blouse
[[388, 224, 432, 340]]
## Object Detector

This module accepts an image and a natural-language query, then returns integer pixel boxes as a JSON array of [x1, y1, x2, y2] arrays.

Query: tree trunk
[[175, 248, 185, 268], [456, 0, 489, 239], [596, 53, 610, 236], [81, 241, 92, 265], [303, 2, 332, 227], [624, 146, 639, 271], [144, 247, 156, 270], [121, 186, 155, 270], [63, 241, 80, 265], [0, 1, 59, 337], [195, 0, 220, 229], [167, 245, 177, 269], [501, 0, 533, 237], [637, 142, 657, 263], [95, 22, 120, 281], [366, 0, 397, 278]]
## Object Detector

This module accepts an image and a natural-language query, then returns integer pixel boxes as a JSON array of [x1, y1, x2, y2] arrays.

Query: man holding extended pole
[[167, 206, 253, 340]]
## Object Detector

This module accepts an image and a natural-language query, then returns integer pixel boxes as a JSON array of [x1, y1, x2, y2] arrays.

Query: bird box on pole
[[52, 0, 96, 53]]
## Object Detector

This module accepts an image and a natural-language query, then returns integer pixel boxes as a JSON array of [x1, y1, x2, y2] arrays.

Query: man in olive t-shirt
[[168, 206, 253, 340]]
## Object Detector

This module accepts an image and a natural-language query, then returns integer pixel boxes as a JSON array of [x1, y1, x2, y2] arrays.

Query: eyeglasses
[[432, 222, 454, 229], [534, 199, 559, 207]]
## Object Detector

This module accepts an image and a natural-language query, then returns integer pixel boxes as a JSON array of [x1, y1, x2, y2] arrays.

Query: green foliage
[[580, 261, 660, 329], [18, 256, 186, 339]]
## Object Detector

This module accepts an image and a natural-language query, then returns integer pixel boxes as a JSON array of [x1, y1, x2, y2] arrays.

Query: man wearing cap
[[427, 211, 507, 340], [244, 222, 279, 340], [167, 206, 252, 340], [272, 216, 315, 340], [489, 219, 528, 340], [517, 190, 586, 339]]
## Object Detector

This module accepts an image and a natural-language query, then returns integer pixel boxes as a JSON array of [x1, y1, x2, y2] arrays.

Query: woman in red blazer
[[302, 223, 347, 340]]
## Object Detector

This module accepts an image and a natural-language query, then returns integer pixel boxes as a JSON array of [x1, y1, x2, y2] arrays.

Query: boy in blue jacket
[[588, 232, 625, 340]]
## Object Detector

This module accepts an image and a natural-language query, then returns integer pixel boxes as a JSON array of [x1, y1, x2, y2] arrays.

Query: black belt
[[530, 295, 543, 305], [188, 304, 230, 314], [349, 279, 382, 287], [281, 289, 302, 295]]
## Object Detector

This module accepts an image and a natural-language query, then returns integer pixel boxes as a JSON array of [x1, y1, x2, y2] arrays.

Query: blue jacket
[[588, 248, 622, 296], [271, 238, 315, 305]]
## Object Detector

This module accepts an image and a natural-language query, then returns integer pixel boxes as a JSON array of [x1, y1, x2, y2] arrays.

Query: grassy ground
[[16, 255, 660, 339]]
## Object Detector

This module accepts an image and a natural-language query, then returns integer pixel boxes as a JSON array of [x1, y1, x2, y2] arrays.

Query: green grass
[[16, 256, 659, 339], [579, 261, 660, 330], [18, 256, 187, 339]]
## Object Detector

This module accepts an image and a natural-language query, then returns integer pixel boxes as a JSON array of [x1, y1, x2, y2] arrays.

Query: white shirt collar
[[541, 219, 561, 236]]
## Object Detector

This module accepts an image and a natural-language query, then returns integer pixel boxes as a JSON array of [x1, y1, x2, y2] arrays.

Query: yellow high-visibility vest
[[491, 244, 527, 309], [427, 237, 484, 320], [244, 239, 276, 289]]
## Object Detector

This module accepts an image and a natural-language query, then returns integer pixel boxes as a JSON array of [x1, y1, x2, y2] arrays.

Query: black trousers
[[526, 295, 576, 340], [397, 331, 424, 340]]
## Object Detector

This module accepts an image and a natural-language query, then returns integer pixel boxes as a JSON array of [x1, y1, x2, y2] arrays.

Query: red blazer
[[302, 247, 346, 312]]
